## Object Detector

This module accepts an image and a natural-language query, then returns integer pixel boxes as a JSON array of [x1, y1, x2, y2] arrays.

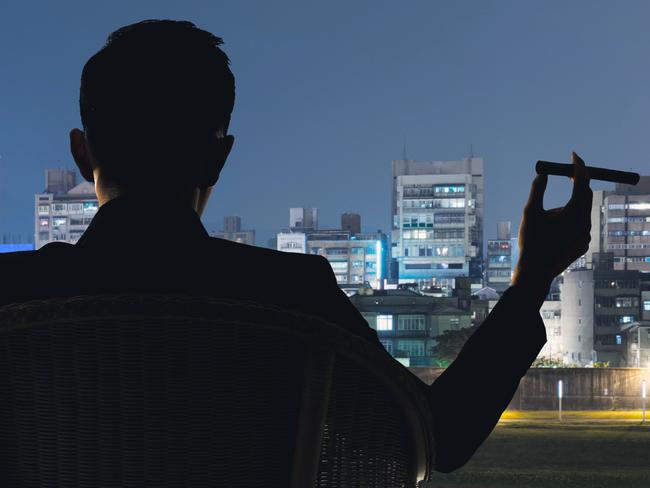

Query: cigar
[[536, 161, 640, 186]]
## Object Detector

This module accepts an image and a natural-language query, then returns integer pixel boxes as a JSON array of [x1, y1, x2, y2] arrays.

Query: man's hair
[[79, 19, 235, 189]]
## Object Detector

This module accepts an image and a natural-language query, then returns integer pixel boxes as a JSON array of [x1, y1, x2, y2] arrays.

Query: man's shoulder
[[0, 242, 77, 307], [0, 242, 75, 268], [205, 237, 332, 273]]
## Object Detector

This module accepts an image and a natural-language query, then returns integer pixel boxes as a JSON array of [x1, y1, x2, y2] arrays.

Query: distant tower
[[224, 216, 241, 233], [45, 169, 77, 196], [289, 208, 318, 232], [341, 213, 361, 234]]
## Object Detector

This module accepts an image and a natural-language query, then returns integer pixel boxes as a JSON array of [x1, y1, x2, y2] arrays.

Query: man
[[0, 20, 592, 473]]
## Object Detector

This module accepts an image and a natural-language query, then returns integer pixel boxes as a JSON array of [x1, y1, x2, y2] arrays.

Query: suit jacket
[[0, 194, 546, 473]]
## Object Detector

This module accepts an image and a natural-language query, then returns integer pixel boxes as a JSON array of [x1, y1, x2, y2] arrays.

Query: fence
[[409, 367, 650, 410]]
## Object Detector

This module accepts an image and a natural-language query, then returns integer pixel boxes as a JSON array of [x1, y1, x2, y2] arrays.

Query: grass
[[422, 412, 650, 488]]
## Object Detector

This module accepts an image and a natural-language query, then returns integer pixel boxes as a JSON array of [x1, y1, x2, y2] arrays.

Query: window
[[39, 218, 49, 227], [83, 201, 99, 213], [616, 335, 622, 345], [377, 315, 393, 331], [52, 203, 67, 213], [37, 205, 49, 215], [52, 217, 67, 227], [434, 185, 465, 194], [380, 339, 393, 354], [449, 317, 460, 329], [644, 300, 650, 312], [68, 203, 83, 214], [397, 340, 425, 357], [398, 315, 426, 331], [616, 297, 639, 308], [619, 315, 635, 324], [434, 212, 465, 225]]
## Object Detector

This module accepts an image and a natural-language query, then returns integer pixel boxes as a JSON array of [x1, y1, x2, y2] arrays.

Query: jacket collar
[[75, 194, 209, 248]]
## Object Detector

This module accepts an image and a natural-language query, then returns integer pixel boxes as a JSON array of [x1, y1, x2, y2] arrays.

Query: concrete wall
[[410, 367, 650, 410]]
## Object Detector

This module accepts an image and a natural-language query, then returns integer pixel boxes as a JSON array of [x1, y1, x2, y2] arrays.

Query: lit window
[[616, 335, 622, 345], [83, 201, 99, 213], [377, 315, 393, 331]]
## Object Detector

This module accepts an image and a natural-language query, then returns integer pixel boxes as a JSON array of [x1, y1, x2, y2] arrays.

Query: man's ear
[[70, 128, 95, 183], [200, 134, 235, 188]]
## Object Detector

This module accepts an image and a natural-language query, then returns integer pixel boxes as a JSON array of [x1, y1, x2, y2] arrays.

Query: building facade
[[592, 253, 641, 366], [34, 169, 97, 249], [486, 221, 514, 294], [276, 211, 388, 288], [559, 269, 595, 366], [306, 230, 388, 289], [602, 178, 650, 272], [390, 157, 484, 293], [349, 288, 472, 367]]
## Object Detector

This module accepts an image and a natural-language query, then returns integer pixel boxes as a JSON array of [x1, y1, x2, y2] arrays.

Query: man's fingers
[[569, 151, 591, 205], [526, 174, 547, 213]]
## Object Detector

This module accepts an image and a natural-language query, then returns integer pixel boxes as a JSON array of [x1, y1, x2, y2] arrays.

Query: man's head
[[70, 19, 235, 212]]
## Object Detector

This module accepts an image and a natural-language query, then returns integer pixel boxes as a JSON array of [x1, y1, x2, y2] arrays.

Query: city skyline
[[1, 1, 648, 246]]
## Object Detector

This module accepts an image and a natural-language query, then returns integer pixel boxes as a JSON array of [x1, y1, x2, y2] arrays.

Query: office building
[[486, 221, 514, 294], [210, 216, 255, 246], [277, 210, 387, 288], [306, 229, 388, 289], [34, 169, 97, 249], [391, 157, 484, 293], [601, 177, 650, 271], [592, 252, 640, 366]]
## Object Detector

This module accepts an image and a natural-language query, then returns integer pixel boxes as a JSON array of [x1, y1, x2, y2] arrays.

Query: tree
[[431, 324, 479, 366]]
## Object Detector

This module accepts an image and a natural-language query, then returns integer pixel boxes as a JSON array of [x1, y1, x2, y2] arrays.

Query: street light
[[558, 379, 563, 422]]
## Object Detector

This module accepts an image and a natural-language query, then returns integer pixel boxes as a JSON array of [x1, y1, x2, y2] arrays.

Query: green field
[[423, 411, 650, 488]]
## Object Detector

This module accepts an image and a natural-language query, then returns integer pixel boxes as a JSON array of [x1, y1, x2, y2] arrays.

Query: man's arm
[[429, 152, 593, 472]]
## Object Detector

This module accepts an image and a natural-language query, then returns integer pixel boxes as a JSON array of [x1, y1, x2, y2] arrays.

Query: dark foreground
[[423, 413, 650, 488]]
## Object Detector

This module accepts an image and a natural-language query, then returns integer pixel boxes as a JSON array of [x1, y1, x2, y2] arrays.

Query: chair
[[0, 294, 435, 487]]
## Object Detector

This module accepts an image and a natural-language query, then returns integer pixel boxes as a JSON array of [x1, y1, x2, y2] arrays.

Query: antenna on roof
[[469, 143, 474, 159], [402, 137, 408, 161]]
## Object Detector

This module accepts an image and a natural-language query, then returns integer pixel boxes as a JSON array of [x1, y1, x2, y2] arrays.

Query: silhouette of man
[[0, 20, 592, 473]]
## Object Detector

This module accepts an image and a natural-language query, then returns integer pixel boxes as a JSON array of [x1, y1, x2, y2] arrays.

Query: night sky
[[1, 1, 648, 246]]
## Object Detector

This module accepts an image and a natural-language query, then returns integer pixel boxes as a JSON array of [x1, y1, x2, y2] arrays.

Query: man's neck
[[97, 186, 201, 213]]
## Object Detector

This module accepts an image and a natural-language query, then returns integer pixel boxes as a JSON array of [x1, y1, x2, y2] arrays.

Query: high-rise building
[[35, 170, 97, 249], [289, 208, 318, 232], [390, 157, 484, 293], [486, 221, 513, 294], [592, 252, 640, 366], [210, 216, 255, 246], [601, 177, 650, 271]]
